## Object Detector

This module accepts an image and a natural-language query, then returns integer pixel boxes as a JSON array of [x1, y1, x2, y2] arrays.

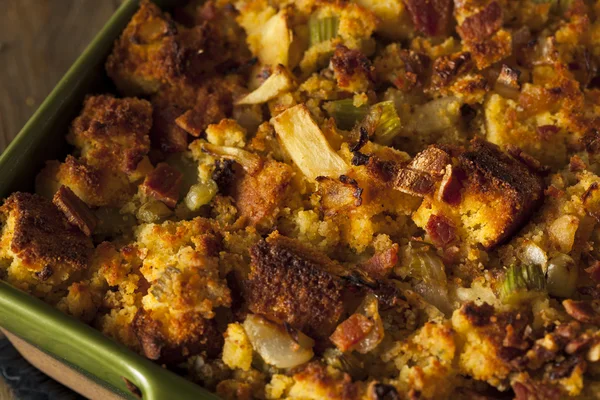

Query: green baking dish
[[0, 1, 218, 399]]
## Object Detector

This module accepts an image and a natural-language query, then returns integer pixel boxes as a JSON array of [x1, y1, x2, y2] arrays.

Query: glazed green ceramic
[[0, 0, 219, 398]]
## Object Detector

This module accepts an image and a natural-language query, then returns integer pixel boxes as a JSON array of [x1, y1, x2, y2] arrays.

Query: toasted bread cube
[[68, 95, 152, 175], [413, 139, 544, 250], [233, 160, 293, 229], [105, 0, 179, 95], [0, 193, 93, 292], [451, 302, 526, 387], [36, 156, 135, 208], [132, 309, 222, 363], [246, 234, 345, 339]]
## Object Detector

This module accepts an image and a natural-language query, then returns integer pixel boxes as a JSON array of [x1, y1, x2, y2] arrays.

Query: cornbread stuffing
[[6, 0, 600, 398]]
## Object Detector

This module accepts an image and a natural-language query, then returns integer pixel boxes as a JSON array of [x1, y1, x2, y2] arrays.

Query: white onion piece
[[518, 241, 548, 268], [549, 215, 579, 253], [243, 314, 314, 369], [354, 294, 384, 354]]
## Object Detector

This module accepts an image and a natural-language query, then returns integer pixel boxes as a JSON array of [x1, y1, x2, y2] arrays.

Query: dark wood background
[[0, 1, 123, 397], [0, 0, 123, 152]]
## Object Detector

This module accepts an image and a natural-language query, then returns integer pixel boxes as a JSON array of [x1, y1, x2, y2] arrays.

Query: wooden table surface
[[0, 1, 123, 397], [0, 0, 123, 152]]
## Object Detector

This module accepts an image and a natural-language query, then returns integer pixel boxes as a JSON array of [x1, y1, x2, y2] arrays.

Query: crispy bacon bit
[[425, 214, 456, 247], [141, 163, 183, 208], [394, 168, 435, 196], [438, 165, 464, 205], [563, 299, 600, 324], [505, 145, 547, 174], [457, 2, 502, 43], [330, 314, 374, 352], [569, 155, 587, 172], [409, 146, 451, 177], [402, 0, 453, 37], [537, 125, 560, 140], [431, 52, 473, 88], [52, 186, 98, 236], [359, 244, 399, 280]]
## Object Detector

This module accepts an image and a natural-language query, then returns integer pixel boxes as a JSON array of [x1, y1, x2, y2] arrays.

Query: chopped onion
[[401, 241, 450, 314], [243, 314, 314, 369], [549, 215, 579, 253], [353, 293, 384, 353], [517, 241, 548, 268], [200, 143, 262, 175]]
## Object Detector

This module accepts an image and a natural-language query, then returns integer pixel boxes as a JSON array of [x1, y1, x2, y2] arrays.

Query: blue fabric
[[0, 338, 82, 400]]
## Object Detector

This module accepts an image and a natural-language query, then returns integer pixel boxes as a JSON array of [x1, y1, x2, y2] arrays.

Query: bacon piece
[[53, 185, 98, 236], [563, 299, 600, 324], [403, 0, 453, 37], [425, 214, 456, 247], [457, 2, 502, 43], [438, 165, 464, 205], [359, 244, 399, 280], [141, 163, 183, 208], [394, 168, 435, 196], [409, 145, 451, 177], [505, 145, 547, 174], [330, 313, 374, 352]]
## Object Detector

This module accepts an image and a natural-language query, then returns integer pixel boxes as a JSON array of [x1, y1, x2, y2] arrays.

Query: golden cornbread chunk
[[0, 192, 93, 298], [68, 95, 152, 175], [413, 139, 545, 250], [36, 156, 135, 207]]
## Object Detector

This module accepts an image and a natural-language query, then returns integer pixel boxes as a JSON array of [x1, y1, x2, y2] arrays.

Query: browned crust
[[233, 160, 293, 229], [132, 309, 222, 364], [70, 95, 152, 174], [1, 192, 93, 272], [431, 52, 473, 89], [330, 45, 374, 90], [246, 236, 345, 338], [457, 2, 502, 43], [458, 138, 545, 247]]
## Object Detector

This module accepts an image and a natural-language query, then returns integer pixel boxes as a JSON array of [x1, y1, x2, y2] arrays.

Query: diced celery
[[309, 15, 339, 47], [324, 99, 369, 130]]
